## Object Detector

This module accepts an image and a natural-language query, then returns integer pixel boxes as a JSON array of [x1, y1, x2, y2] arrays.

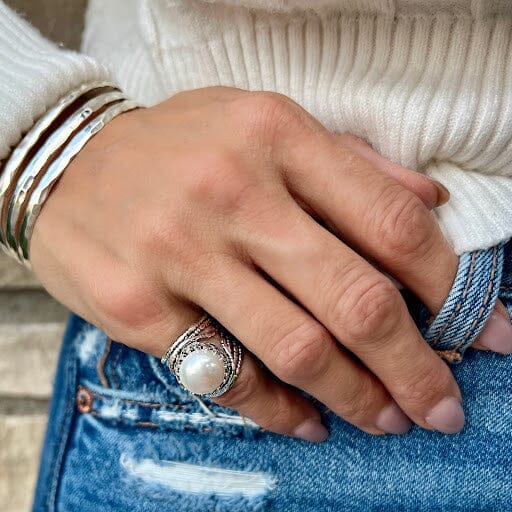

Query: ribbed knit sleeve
[[0, 1, 110, 161]]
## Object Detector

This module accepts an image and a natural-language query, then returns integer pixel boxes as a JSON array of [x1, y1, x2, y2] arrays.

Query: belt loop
[[420, 243, 505, 363]]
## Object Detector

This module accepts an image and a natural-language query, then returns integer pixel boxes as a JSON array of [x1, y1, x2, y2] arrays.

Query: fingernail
[[292, 419, 329, 443], [376, 402, 413, 434], [426, 397, 465, 434], [430, 179, 450, 207], [478, 311, 512, 354]]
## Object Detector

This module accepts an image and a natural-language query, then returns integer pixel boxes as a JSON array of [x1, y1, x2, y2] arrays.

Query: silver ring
[[161, 315, 243, 398]]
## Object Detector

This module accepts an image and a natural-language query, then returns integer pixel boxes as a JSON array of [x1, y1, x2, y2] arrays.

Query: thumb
[[472, 300, 512, 354]]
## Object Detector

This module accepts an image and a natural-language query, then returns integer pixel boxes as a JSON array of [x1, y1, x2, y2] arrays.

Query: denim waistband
[[419, 243, 506, 363]]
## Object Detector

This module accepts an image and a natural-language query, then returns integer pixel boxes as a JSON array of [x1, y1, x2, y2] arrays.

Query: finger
[[186, 255, 413, 436], [301, 133, 512, 355], [243, 202, 464, 434], [472, 300, 512, 354], [214, 351, 330, 443], [81, 258, 332, 442], [336, 132, 450, 209], [280, 128, 458, 314], [46, 236, 332, 441], [279, 119, 509, 358]]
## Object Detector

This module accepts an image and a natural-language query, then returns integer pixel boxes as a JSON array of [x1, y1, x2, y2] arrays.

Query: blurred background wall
[[1, 2, 86, 510]]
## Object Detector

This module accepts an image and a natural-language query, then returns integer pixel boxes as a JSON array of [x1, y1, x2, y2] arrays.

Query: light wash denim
[[33, 241, 512, 511]]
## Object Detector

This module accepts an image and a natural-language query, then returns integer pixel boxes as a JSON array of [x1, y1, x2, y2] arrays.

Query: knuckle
[[394, 358, 451, 406], [231, 92, 300, 142], [180, 149, 258, 217], [214, 364, 259, 410], [218, 386, 290, 433], [255, 393, 296, 433], [244, 91, 296, 116], [90, 276, 163, 334], [377, 190, 435, 259], [333, 273, 403, 344], [338, 377, 378, 424], [271, 322, 332, 383]]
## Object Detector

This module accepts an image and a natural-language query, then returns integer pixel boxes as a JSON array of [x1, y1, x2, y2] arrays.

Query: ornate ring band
[[161, 315, 243, 398]]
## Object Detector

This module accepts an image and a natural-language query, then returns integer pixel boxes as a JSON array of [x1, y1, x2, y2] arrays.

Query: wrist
[[0, 83, 138, 266]]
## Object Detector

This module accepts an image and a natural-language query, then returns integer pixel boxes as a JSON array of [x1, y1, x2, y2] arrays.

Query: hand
[[29, 87, 504, 441]]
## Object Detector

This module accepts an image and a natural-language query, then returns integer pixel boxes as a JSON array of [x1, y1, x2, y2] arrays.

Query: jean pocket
[[73, 317, 259, 438]]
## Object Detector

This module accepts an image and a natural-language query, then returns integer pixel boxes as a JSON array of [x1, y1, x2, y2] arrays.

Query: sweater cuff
[[427, 162, 512, 255], [0, 2, 111, 161]]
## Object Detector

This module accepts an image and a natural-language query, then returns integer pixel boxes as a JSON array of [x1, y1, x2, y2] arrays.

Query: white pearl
[[179, 349, 225, 395]]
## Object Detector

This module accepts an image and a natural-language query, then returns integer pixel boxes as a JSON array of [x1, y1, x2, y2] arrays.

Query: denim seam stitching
[[85, 398, 236, 434], [87, 389, 189, 409], [431, 245, 501, 357], [87, 412, 167, 430], [135, 420, 160, 428], [132, 421, 215, 432], [47, 388, 73, 511], [430, 252, 476, 348], [82, 388, 256, 433], [48, 400, 74, 510], [88, 410, 216, 433], [453, 245, 499, 351], [110, 345, 122, 389], [96, 337, 112, 389], [47, 338, 78, 511]]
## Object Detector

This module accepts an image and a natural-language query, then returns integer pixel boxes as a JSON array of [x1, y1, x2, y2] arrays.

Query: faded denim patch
[[120, 455, 276, 511]]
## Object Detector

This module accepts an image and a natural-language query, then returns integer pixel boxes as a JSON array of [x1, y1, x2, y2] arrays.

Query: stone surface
[[0, 256, 41, 290], [0, 289, 68, 324], [5, 0, 86, 50], [0, 415, 47, 512], [0, 397, 49, 416], [0, 323, 65, 398]]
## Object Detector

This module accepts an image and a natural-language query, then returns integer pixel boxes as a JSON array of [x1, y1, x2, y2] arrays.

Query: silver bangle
[[17, 99, 139, 266], [0, 81, 115, 251], [4, 89, 126, 255]]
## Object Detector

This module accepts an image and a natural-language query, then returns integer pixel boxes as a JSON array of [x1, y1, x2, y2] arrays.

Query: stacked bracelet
[[0, 82, 139, 267]]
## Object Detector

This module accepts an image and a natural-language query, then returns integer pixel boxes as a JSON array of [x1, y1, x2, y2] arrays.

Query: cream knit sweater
[[1, 0, 512, 255]]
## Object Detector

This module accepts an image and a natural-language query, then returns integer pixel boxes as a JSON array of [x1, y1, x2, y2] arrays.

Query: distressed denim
[[33, 240, 512, 512]]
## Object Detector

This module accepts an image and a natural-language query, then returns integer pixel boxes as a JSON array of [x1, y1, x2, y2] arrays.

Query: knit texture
[[82, 0, 512, 254], [0, 2, 109, 161], [1, 0, 511, 254], [202, 0, 512, 16]]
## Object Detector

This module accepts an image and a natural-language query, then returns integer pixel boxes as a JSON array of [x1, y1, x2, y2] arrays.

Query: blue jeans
[[33, 241, 512, 511]]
